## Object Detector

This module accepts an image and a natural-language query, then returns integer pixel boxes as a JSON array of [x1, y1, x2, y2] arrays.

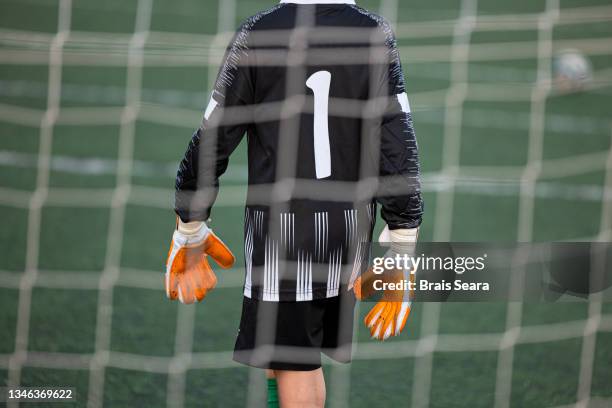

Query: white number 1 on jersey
[[306, 71, 332, 179]]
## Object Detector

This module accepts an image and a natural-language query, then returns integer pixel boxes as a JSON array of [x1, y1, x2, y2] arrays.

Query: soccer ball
[[552, 49, 593, 92]]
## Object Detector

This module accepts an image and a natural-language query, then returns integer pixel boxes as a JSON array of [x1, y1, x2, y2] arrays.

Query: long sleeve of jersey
[[375, 22, 424, 230], [174, 27, 254, 222]]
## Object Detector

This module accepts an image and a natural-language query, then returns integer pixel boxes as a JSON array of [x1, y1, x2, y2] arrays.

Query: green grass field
[[1, 0, 611, 406]]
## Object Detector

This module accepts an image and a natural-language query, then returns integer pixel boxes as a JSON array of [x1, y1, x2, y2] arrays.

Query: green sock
[[267, 378, 279, 408]]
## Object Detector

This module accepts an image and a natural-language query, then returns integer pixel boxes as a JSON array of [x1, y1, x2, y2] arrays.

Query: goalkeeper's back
[[175, 0, 423, 301]]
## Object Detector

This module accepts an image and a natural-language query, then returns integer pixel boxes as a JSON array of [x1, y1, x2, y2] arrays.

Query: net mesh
[[0, 0, 611, 407]]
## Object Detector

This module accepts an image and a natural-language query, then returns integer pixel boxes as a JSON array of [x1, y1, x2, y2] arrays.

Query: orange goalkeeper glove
[[165, 218, 235, 304], [354, 226, 418, 341]]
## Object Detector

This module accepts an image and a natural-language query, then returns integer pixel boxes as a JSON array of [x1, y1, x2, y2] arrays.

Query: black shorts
[[233, 294, 356, 371]]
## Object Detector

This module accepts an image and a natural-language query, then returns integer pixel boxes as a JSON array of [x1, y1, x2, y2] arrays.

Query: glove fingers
[[166, 243, 185, 300], [395, 302, 412, 336], [380, 302, 397, 340], [371, 316, 390, 340], [360, 250, 416, 340], [382, 320, 394, 340], [205, 233, 235, 269], [165, 271, 179, 300], [194, 257, 217, 302], [178, 271, 197, 304], [199, 257, 218, 290], [186, 274, 198, 304], [191, 264, 207, 302], [368, 302, 401, 340], [370, 303, 391, 339], [188, 265, 204, 304], [370, 309, 386, 338], [177, 280, 187, 304], [371, 321, 383, 339], [364, 302, 385, 328]]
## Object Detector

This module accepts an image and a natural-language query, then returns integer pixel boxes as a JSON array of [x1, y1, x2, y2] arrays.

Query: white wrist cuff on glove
[[175, 219, 210, 247], [178, 219, 206, 234], [388, 228, 418, 244], [378, 225, 419, 259], [378, 225, 418, 244]]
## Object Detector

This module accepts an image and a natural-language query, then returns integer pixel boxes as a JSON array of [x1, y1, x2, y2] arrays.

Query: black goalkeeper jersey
[[175, 0, 423, 301]]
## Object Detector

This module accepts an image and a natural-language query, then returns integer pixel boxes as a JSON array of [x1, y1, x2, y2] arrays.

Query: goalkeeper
[[165, 0, 423, 407]]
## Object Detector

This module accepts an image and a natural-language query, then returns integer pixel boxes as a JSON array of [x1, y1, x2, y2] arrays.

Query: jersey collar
[[280, 0, 356, 4]]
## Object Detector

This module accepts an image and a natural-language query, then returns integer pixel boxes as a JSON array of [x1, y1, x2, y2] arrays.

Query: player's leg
[[274, 368, 326, 408]]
